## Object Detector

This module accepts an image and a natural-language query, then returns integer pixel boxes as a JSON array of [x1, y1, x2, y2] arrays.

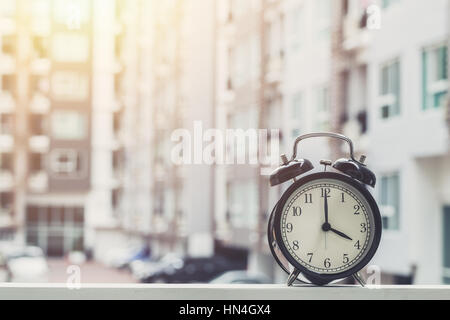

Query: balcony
[[31, 19, 51, 36], [0, 134, 14, 152], [30, 93, 50, 114], [0, 170, 14, 191], [28, 171, 49, 193], [30, 58, 51, 75], [0, 209, 13, 228], [266, 54, 283, 85], [0, 17, 16, 35], [342, 14, 370, 53], [0, 91, 15, 113], [0, 54, 15, 74], [29, 135, 50, 153], [0, 284, 448, 300]]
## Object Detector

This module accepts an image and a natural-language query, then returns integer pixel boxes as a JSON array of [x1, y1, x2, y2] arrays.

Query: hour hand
[[330, 228, 352, 241]]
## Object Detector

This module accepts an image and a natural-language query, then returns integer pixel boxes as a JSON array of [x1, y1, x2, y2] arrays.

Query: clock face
[[279, 177, 376, 275]]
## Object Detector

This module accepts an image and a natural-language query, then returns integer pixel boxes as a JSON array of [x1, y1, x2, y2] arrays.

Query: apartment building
[[0, 0, 93, 256], [330, 0, 450, 284], [214, 0, 333, 281], [0, 0, 131, 258], [102, 0, 218, 259]]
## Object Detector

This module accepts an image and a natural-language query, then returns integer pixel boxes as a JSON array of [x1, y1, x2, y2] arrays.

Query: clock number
[[354, 205, 361, 215], [324, 258, 331, 269], [307, 253, 313, 263], [321, 188, 331, 198], [292, 206, 302, 217], [343, 254, 349, 264], [360, 223, 367, 233], [292, 241, 300, 251], [286, 223, 293, 233], [341, 193, 345, 203], [304, 194, 312, 204], [354, 240, 361, 250]]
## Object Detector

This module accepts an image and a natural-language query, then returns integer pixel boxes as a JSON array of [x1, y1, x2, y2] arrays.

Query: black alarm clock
[[268, 133, 382, 286]]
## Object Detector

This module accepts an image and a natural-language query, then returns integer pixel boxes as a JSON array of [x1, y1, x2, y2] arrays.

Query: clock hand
[[330, 228, 353, 241], [324, 193, 329, 224]]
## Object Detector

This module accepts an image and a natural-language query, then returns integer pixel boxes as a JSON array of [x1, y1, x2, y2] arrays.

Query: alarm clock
[[267, 133, 382, 286]]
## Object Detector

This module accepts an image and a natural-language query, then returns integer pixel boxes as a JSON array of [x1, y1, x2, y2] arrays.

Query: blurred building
[[214, 0, 334, 282], [1, 0, 450, 286], [331, 0, 450, 284], [0, 0, 93, 256], [101, 0, 218, 261]]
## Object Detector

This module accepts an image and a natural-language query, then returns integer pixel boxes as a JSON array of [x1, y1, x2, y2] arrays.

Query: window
[[315, 86, 330, 131], [52, 71, 89, 101], [443, 206, 450, 283], [25, 205, 84, 257], [52, 33, 89, 62], [380, 173, 400, 231], [422, 44, 448, 110], [29, 114, 46, 136], [291, 93, 303, 139], [315, 0, 331, 40], [228, 180, 258, 229], [0, 114, 14, 135], [0, 192, 13, 210], [0, 153, 13, 171], [51, 111, 87, 140], [29, 153, 45, 172], [379, 59, 400, 119], [382, 0, 399, 9], [50, 149, 85, 177], [289, 6, 304, 51]]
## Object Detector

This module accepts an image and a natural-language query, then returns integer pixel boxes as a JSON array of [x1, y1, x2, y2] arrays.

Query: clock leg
[[287, 268, 301, 286], [352, 272, 366, 287]]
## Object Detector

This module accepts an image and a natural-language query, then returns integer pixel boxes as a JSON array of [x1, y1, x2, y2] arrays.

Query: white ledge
[[0, 284, 450, 300]]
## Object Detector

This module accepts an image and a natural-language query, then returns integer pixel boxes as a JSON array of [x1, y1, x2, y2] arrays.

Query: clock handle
[[291, 132, 360, 164]]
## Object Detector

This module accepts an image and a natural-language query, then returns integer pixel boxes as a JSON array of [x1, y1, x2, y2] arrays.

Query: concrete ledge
[[0, 284, 449, 300]]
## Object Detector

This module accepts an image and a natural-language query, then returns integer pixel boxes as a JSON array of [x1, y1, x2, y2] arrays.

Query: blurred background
[[0, 0, 449, 285]]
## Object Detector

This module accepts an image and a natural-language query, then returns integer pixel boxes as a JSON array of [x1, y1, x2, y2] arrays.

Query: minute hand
[[324, 194, 329, 224], [330, 228, 353, 241]]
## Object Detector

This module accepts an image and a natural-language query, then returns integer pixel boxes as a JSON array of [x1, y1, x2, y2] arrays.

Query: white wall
[[367, 0, 450, 283]]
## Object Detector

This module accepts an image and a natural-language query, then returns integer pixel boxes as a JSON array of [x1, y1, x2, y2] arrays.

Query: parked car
[[5, 246, 49, 283], [105, 244, 152, 270], [131, 253, 183, 282], [210, 271, 272, 284], [141, 255, 246, 283]]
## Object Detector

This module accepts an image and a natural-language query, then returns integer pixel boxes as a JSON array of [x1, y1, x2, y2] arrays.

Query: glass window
[[52, 33, 89, 62], [315, 86, 330, 131], [51, 111, 87, 140], [290, 6, 304, 50], [380, 173, 400, 231], [315, 0, 331, 40], [379, 59, 400, 119], [51, 71, 89, 101], [291, 93, 303, 138], [422, 44, 448, 110], [228, 180, 258, 229], [382, 0, 399, 9], [50, 149, 85, 176], [443, 207, 450, 283]]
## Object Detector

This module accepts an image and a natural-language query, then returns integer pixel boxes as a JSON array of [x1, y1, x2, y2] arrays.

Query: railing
[[0, 284, 449, 300]]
